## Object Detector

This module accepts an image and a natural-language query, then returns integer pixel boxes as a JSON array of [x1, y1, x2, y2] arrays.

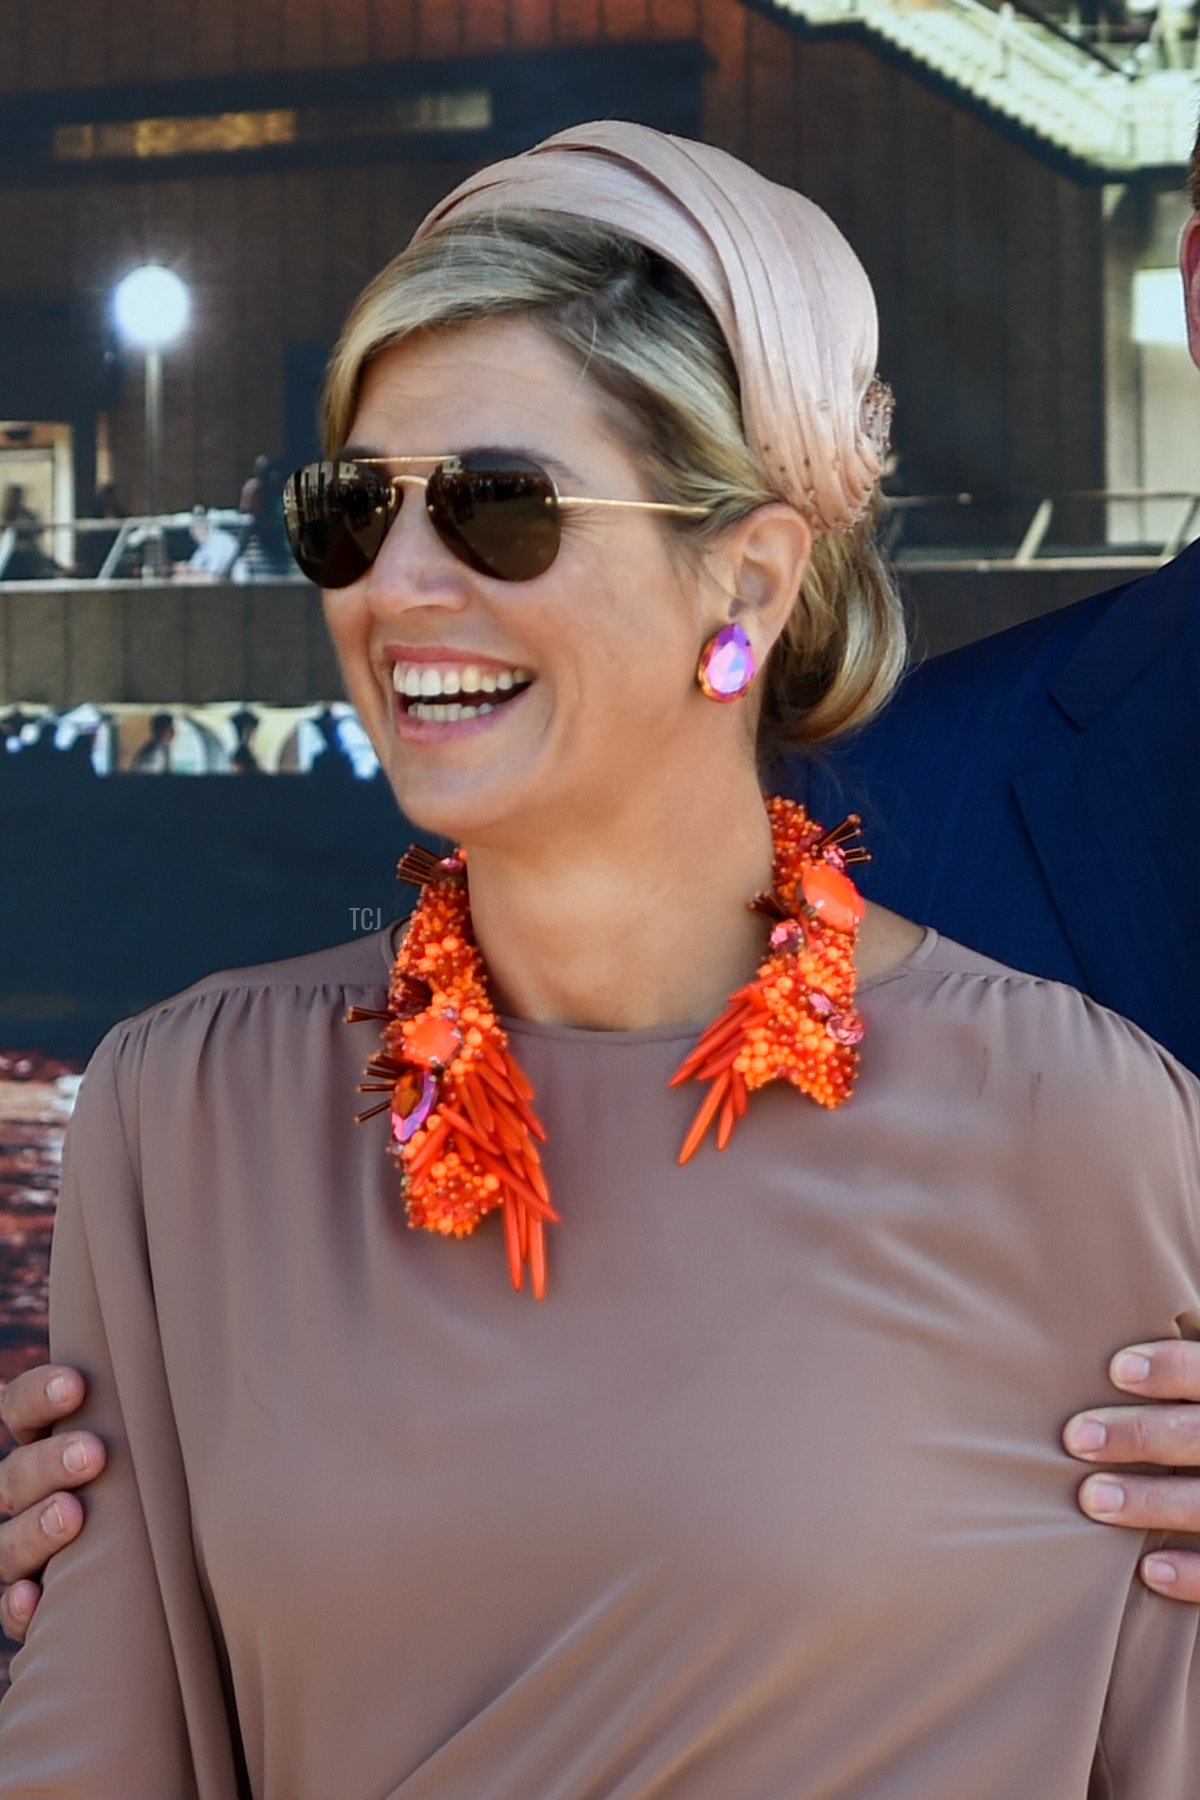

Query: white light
[[112, 265, 190, 349], [1133, 268, 1188, 348]]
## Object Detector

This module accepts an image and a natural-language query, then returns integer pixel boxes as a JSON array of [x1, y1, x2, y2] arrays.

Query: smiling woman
[[0, 121, 1198, 1800], [311, 311, 805, 858]]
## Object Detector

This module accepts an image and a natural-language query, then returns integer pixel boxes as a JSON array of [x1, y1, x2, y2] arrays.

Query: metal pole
[[144, 346, 165, 577]]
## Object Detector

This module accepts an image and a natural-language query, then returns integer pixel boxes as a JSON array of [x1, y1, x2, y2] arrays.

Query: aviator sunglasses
[[282, 452, 712, 589]]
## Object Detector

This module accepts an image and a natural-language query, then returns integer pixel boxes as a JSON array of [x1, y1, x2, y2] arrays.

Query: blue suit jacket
[[793, 541, 1200, 1074]]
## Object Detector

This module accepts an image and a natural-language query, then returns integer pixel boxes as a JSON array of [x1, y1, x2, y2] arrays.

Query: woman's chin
[[384, 758, 546, 851]]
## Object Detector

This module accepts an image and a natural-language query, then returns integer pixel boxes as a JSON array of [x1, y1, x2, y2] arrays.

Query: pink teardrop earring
[[697, 621, 757, 703]]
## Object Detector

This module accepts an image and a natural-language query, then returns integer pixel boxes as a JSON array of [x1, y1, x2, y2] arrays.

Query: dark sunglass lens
[[283, 461, 396, 588], [427, 454, 558, 581]]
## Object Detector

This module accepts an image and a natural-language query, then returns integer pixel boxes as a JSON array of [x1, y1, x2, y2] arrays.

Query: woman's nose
[[363, 482, 471, 611]]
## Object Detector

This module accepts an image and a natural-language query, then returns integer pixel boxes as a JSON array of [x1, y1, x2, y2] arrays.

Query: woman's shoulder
[[870, 928, 1200, 1132], [91, 925, 396, 1073], [150, 923, 390, 1007]]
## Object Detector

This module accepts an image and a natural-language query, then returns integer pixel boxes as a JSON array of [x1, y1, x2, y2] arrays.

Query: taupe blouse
[[1, 924, 1199, 1798]]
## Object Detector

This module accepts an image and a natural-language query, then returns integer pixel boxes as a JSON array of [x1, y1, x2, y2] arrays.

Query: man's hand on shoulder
[[0, 1365, 105, 1642], [1064, 1340, 1200, 1602]]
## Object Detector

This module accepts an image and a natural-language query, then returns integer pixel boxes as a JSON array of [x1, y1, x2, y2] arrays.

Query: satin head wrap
[[411, 121, 892, 533]]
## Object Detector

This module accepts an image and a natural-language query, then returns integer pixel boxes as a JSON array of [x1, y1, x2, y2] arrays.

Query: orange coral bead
[[405, 1013, 464, 1069], [798, 863, 865, 934]]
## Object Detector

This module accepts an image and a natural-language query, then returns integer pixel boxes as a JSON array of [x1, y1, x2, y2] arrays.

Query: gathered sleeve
[[0, 1021, 244, 1798], [1085, 1037, 1200, 1796]]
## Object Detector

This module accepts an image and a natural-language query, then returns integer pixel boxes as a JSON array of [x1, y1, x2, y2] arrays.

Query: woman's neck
[[464, 770, 777, 1031]]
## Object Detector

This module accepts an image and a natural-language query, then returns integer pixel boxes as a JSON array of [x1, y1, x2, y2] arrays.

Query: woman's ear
[[716, 502, 813, 655]]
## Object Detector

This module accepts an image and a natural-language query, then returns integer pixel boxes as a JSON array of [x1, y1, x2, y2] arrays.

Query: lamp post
[[112, 265, 190, 578]]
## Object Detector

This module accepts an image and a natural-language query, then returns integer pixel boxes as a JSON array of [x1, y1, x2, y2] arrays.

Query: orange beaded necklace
[[348, 796, 868, 1299]]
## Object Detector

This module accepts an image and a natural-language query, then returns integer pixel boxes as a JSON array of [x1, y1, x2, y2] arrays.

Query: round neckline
[[375, 917, 940, 1046]]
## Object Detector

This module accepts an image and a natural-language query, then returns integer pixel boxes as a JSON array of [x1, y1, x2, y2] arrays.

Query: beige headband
[[412, 121, 892, 533]]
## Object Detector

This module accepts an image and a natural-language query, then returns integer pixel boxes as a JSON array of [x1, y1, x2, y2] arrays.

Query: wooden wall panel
[[279, 0, 327, 69], [601, 0, 651, 37], [305, 591, 345, 695], [324, 0, 373, 66], [892, 78, 958, 494], [556, 0, 603, 46], [511, 0, 555, 47], [746, 7, 797, 186], [0, 3, 23, 94], [14, 184, 69, 298], [189, 191, 242, 507], [64, 179, 133, 359], [1053, 175, 1104, 489], [948, 109, 1008, 498], [1001, 148, 1059, 498], [149, 0, 195, 84], [369, 0, 420, 59], [464, 0, 513, 53], [415, 0, 469, 58], [363, 163, 407, 286], [699, 0, 747, 159], [245, 586, 310, 700], [7, 590, 68, 704], [106, 0, 153, 85], [182, 587, 248, 697], [324, 165, 377, 371], [0, 190, 26, 292], [280, 169, 332, 349], [841, 44, 884, 248], [121, 588, 188, 701], [848, 52, 903, 344], [649, 0, 700, 32], [21, 0, 67, 90], [189, 0, 240, 76], [144, 179, 201, 510], [239, 0, 288, 74], [63, 0, 110, 87], [65, 588, 125, 696]]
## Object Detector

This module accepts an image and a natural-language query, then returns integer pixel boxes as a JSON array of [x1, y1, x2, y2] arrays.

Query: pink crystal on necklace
[[392, 1069, 439, 1145], [769, 919, 805, 954], [827, 1010, 865, 1046]]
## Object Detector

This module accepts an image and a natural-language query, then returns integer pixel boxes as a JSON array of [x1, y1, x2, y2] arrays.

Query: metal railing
[[773, 0, 1198, 168], [0, 510, 298, 584], [1000, 0, 1135, 76], [887, 487, 1200, 569], [1, 492, 1193, 589]]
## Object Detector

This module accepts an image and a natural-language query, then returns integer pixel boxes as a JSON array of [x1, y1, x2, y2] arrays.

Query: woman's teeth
[[392, 662, 531, 700], [408, 700, 498, 722], [392, 660, 532, 725]]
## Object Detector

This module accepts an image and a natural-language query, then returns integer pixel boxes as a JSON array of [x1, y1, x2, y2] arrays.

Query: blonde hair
[[321, 212, 906, 760]]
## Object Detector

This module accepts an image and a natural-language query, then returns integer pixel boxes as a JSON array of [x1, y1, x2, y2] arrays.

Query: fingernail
[[1111, 1351, 1152, 1386], [1081, 1477, 1125, 1517], [1064, 1416, 1108, 1455], [9, 1585, 32, 1621], [40, 1500, 66, 1537], [62, 1436, 89, 1474], [46, 1375, 70, 1405], [1143, 1556, 1179, 1588]]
